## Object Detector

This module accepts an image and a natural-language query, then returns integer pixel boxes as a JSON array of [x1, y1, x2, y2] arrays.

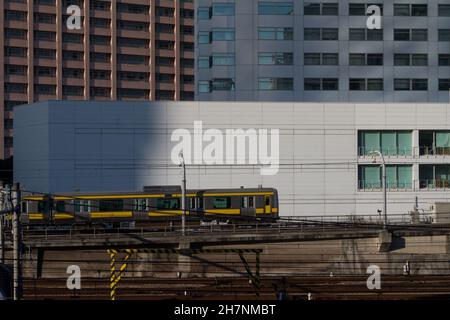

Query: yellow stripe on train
[[90, 212, 133, 219]]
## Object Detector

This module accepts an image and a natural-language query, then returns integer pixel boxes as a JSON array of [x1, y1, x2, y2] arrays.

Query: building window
[[258, 78, 293, 91], [394, 54, 428, 66], [419, 131, 450, 156], [5, 10, 27, 21], [34, 30, 56, 41], [349, 3, 383, 15], [34, 48, 56, 59], [359, 165, 412, 190], [5, 83, 27, 93], [198, 56, 210, 68], [5, 28, 27, 40], [349, 78, 383, 91], [5, 47, 27, 57], [91, 52, 110, 63], [34, 13, 56, 24], [63, 50, 84, 61], [420, 165, 450, 189], [35, 66, 56, 77], [304, 53, 338, 65], [394, 4, 427, 16], [439, 29, 450, 41], [63, 33, 83, 43], [212, 78, 235, 91], [5, 65, 27, 76], [118, 71, 148, 81], [34, 84, 56, 95], [358, 131, 412, 156], [439, 79, 450, 91], [117, 3, 149, 14], [439, 4, 450, 16], [258, 27, 293, 40], [90, 87, 110, 97], [304, 78, 338, 90], [439, 54, 450, 66], [63, 85, 84, 96], [117, 37, 148, 48], [90, 35, 111, 45], [258, 2, 294, 15], [198, 81, 211, 93], [259, 52, 293, 65], [394, 79, 428, 91], [394, 29, 427, 41], [63, 68, 84, 78], [118, 54, 148, 65], [212, 54, 235, 66], [304, 2, 338, 15], [304, 28, 338, 40], [211, 28, 235, 41], [117, 89, 149, 99], [117, 20, 149, 31], [349, 53, 383, 66], [349, 28, 383, 41], [197, 7, 211, 20], [198, 31, 210, 44], [212, 3, 235, 16]]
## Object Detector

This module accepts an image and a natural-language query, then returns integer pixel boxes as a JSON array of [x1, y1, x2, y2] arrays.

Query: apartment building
[[196, 0, 450, 102], [0, 0, 195, 159]]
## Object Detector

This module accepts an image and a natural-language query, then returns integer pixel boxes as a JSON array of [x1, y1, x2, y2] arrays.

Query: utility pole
[[370, 150, 387, 228], [12, 182, 22, 300], [179, 152, 186, 236]]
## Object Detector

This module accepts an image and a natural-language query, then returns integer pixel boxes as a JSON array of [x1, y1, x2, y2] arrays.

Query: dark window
[[156, 198, 180, 210], [212, 197, 231, 209], [99, 200, 124, 212]]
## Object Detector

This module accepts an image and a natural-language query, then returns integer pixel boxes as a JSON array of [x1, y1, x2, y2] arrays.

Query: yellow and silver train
[[20, 186, 279, 225]]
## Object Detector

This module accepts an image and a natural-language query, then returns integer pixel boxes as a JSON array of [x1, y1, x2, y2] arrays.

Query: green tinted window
[[99, 200, 124, 212], [157, 198, 180, 210], [212, 197, 231, 209]]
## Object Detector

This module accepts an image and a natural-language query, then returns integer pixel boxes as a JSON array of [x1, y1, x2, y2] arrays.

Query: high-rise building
[[195, 0, 450, 103], [0, 0, 195, 159]]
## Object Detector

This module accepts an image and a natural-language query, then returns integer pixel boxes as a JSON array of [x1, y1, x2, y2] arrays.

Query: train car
[[20, 186, 279, 226]]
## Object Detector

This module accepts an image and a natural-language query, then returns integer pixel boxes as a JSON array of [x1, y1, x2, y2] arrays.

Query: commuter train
[[20, 186, 279, 226]]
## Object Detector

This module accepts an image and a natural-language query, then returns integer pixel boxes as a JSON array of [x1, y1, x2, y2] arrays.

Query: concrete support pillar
[[378, 230, 392, 252], [178, 240, 191, 278]]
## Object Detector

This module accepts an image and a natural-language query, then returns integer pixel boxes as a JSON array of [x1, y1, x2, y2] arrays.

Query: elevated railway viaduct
[[2, 222, 450, 300]]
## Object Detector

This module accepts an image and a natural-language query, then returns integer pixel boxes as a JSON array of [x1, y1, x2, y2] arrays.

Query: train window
[[241, 196, 255, 208], [99, 199, 124, 212], [134, 199, 147, 211], [56, 201, 66, 212], [198, 197, 203, 209], [73, 200, 81, 212], [21, 201, 27, 213], [157, 198, 180, 210], [38, 201, 48, 213], [81, 200, 90, 212], [213, 197, 231, 209], [73, 200, 89, 212], [265, 196, 271, 206], [189, 198, 196, 210]]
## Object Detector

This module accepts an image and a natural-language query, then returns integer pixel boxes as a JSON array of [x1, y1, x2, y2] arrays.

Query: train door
[[264, 195, 272, 214]]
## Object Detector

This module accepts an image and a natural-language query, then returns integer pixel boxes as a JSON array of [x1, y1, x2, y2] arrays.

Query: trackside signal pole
[[179, 152, 186, 236], [12, 182, 22, 300]]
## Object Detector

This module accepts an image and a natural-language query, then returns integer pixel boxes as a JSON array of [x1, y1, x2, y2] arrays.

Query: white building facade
[[14, 100, 450, 218]]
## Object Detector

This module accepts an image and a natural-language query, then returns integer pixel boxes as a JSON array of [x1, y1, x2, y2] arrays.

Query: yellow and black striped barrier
[[106, 248, 262, 300]]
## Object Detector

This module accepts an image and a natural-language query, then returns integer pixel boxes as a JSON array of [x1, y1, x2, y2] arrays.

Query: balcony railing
[[358, 146, 450, 158], [359, 179, 450, 191], [358, 180, 413, 191]]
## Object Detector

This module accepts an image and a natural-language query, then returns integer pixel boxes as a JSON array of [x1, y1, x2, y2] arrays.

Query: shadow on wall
[[0, 264, 12, 300]]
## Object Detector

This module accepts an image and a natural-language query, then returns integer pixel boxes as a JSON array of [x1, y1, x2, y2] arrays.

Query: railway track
[[21, 275, 450, 300]]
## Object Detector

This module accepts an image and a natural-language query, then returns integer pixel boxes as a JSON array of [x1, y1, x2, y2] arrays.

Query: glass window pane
[[363, 166, 381, 189], [411, 54, 427, 66], [304, 28, 320, 40], [304, 78, 321, 90], [363, 131, 380, 154], [394, 79, 410, 90], [259, 2, 294, 15], [304, 3, 320, 15], [394, 29, 410, 41], [197, 7, 211, 20], [349, 78, 366, 91], [367, 29, 383, 41], [349, 3, 365, 16], [394, 4, 410, 16], [412, 29, 427, 41], [381, 131, 396, 155], [439, 4, 450, 16], [386, 166, 397, 189], [397, 165, 412, 189], [412, 79, 427, 90], [439, 29, 450, 41], [304, 53, 320, 65], [394, 54, 410, 66], [322, 28, 338, 40], [398, 131, 412, 155], [212, 3, 235, 16], [349, 28, 365, 40], [322, 53, 338, 65], [322, 3, 338, 15], [367, 79, 383, 91], [349, 53, 365, 66], [322, 78, 338, 90]]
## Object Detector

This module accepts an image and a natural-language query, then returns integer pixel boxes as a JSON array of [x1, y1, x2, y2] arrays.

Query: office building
[[196, 0, 450, 102], [14, 100, 450, 217]]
